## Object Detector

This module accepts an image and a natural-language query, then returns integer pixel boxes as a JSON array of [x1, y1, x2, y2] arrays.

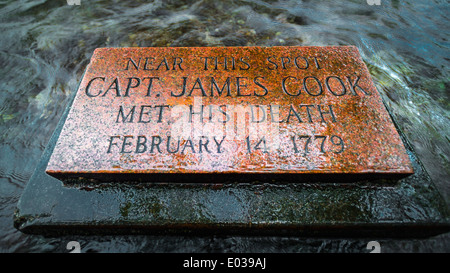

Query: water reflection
[[0, 0, 448, 252]]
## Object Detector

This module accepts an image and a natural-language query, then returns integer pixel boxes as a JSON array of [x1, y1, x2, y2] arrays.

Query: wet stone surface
[[46, 46, 413, 181], [14, 48, 449, 235]]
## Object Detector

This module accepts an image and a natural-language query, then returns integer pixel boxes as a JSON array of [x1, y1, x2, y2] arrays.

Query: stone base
[[14, 88, 450, 237]]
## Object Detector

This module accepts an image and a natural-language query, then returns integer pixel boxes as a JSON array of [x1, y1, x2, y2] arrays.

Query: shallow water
[[0, 0, 449, 252]]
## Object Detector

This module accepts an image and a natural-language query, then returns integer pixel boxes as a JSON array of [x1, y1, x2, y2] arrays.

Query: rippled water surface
[[1, 0, 449, 252]]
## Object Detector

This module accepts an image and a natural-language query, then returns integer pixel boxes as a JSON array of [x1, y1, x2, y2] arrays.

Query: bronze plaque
[[46, 46, 413, 181]]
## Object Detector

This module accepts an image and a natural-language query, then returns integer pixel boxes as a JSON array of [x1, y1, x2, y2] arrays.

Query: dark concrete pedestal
[[14, 79, 450, 238]]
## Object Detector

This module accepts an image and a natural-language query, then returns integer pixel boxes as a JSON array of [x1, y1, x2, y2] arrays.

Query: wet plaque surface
[[46, 46, 413, 181]]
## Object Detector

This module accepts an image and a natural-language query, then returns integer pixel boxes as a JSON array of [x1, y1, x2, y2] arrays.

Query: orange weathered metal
[[46, 46, 413, 181]]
